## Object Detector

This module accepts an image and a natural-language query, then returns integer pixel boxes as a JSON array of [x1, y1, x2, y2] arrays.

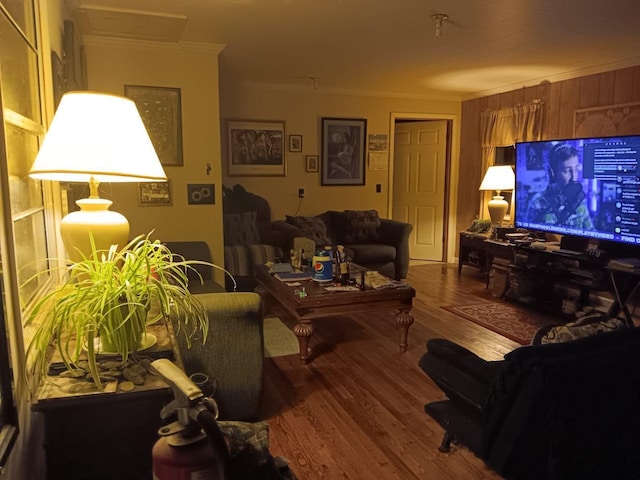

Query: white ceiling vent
[[75, 6, 187, 42]]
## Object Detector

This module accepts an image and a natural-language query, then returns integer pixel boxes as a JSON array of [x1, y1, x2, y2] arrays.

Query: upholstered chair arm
[[172, 292, 264, 421], [380, 219, 413, 279]]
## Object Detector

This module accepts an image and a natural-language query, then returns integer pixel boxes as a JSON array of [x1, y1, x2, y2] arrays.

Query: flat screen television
[[514, 135, 640, 248]]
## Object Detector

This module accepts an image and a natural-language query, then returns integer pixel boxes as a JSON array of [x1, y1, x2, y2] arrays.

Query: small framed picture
[[138, 181, 172, 206], [289, 134, 302, 152], [306, 155, 319, 172]]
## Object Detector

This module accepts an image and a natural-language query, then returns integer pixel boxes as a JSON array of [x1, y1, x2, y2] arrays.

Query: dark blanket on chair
[[421, 327, 640, 480]]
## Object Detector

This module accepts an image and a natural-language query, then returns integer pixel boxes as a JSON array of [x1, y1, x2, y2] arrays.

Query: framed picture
[[289, 134, 302, 152], [227, 120, 286, 176], [306, 155, 319, 172], [138, 181, 172, 206], [321, 117, 367, 185], [51, 51, 64, 109], [187, 184, 215, 205], [125, 85, 183, 166], [63, 20, 87, 91]]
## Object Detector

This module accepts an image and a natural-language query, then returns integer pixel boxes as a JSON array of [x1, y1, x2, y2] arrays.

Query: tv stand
[[606, 266, 640, 327], [504, 245, 611, 317]]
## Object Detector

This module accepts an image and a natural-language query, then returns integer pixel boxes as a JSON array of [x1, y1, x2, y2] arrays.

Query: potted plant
[[24, 233, 213, 391]]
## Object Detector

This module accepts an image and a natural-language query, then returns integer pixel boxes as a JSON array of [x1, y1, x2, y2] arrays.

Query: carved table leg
[[292, 321, 314, 364], [395, 308, 414, 352]]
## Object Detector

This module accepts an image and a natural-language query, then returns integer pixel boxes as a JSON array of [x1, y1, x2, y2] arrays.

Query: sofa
[[418, 327, 640, 480], [273, 210, 412, 280], [223, 184, 286, 291]]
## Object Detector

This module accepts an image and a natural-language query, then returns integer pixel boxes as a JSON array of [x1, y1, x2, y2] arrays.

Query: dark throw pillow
[[343, 210, 382, 244], [285, 215, 332, 246], [224, 211, 260, 245]]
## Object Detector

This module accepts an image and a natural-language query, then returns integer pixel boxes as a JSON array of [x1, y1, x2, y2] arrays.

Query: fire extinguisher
[[144, 358, 234, 480]]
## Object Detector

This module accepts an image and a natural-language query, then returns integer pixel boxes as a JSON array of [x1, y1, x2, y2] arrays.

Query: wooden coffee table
[[255, 265, 415, 364]]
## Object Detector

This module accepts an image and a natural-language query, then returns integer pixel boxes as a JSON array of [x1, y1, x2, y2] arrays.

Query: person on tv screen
[[526, 143, 593, 229]]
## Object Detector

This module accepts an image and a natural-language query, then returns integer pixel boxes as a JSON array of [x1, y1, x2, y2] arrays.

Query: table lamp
[[29, 91, 167, 262], [479, 165, 515, 226]]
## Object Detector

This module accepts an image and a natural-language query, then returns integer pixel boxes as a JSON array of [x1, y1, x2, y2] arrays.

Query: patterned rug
[[442, 302, 557, 345]]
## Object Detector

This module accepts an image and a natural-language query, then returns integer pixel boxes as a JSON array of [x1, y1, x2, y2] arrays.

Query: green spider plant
[[24, 233, 212, 391]]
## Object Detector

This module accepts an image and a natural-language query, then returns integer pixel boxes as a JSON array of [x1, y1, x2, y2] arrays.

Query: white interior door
[[392, 120, 448, 261]]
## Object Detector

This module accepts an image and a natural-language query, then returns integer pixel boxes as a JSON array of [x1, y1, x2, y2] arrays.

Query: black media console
[[502, 236, 640, 321]]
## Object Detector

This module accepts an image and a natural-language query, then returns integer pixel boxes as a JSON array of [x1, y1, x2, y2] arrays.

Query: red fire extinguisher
[[144, 359, 234, 480]]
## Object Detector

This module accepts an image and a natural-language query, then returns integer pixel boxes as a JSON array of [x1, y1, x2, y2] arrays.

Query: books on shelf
[[608, 258, 640, 270]]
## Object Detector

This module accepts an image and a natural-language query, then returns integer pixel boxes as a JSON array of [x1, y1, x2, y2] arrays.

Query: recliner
[[419, 328, 640, 480]]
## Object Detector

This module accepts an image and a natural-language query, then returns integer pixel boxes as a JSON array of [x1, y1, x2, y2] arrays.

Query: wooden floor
[[258, 263, 551, 480]]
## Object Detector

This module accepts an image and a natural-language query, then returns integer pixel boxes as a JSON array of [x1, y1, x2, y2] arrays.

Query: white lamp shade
[[29, 91, 167, 183], [479, 165, 515, 192]]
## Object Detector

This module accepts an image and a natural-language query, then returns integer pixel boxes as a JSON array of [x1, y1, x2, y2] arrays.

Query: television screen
[[514, 135, 640, 247]]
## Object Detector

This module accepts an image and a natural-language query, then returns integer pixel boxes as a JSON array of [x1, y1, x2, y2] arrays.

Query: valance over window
[[481, 99, 544, 148], [478, 99, 544, 220]]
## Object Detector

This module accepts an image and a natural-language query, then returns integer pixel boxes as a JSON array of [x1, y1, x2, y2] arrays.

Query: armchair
[[172, 291, 264, 421], [163, 240, 225, 293]]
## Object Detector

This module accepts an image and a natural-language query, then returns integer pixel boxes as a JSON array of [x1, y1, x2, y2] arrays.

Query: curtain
[[479, 99, 544, 219], [481, 99, 544, 148]]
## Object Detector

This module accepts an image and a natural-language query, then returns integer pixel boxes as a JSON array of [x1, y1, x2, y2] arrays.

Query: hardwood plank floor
[[258, 263, 558, 479]]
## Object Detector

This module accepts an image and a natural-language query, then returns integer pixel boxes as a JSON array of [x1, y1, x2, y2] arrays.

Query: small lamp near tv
[[479, 165, 515, 226], [29, 91, 167, 262]]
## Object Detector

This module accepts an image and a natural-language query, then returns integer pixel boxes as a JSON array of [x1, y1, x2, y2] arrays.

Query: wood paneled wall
[[457, 65, 640, 238]]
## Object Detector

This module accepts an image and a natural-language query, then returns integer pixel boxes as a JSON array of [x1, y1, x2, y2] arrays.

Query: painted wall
[[82, 38, 226, 279], [219, 85, 462, 223]]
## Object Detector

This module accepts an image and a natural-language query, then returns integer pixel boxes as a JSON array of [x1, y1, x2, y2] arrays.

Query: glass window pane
[[0, 286, 18, 465], [0, 11, 39, 121], [6, 123, 42, 214], [0, 0, 35, 42], [14, 212, 49, 306]]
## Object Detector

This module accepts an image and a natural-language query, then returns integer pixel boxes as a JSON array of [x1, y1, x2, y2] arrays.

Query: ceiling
[[67, 0, 640, 101]]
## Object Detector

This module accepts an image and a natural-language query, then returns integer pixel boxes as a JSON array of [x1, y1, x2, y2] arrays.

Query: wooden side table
[[32, 320, 181, 480], [458, 232, 513, 286]]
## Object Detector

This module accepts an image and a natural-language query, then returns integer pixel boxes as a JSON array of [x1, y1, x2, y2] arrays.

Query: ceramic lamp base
[[60, 197, 129, 263], [487, 195, 508, 226]]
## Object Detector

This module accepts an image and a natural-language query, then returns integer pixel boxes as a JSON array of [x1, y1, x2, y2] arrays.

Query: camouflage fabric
[[219, 421, 296, 480]]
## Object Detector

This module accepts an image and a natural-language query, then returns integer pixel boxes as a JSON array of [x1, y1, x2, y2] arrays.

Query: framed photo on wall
[[138, 180, 172, 206], [289, 134, 302, 152], [125, 85, 184, 166], [321, 117, 367, 185], [306, 155, 319, 172], [227, 120, 286, 176]]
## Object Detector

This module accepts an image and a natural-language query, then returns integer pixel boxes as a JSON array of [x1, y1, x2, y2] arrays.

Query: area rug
[[263, 317, 299, 358], [442, 302, 557, 345]]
